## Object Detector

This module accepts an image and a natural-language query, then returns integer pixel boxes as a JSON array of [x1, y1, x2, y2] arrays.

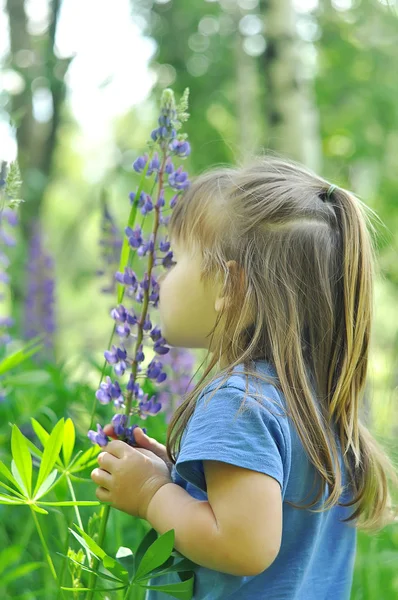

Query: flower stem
[[124, 151, 167, 421], [66, 474, 91, 565], [31, 507, 58, 581]]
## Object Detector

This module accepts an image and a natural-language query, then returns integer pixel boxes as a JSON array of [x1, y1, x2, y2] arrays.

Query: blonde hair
[[165, 152, 397, 532]]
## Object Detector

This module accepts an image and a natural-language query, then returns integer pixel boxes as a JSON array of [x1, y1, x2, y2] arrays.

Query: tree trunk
[[260, 0, 322, 171]]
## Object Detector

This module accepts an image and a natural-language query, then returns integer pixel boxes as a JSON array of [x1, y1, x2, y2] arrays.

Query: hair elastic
[[327, 184, 337, 199]]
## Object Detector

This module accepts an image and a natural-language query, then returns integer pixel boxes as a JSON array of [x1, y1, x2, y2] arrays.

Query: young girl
[[92, 154, 397, 599]]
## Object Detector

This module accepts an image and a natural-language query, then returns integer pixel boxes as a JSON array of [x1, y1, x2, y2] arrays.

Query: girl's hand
[[90, 440, 172, 520], [103, 424, 173, 475]]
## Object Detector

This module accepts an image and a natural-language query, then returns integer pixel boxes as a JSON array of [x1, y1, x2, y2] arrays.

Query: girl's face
[[157, 239, 224, 351]]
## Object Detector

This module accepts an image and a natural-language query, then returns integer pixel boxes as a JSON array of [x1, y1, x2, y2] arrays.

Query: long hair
[[165, 152, 397, 532]]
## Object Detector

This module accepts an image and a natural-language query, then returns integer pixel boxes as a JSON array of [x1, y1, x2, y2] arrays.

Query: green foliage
[[62, 526, 195, 598]]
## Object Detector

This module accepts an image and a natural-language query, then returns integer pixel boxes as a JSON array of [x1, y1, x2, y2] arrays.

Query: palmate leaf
[[11, 425, 32, 497]]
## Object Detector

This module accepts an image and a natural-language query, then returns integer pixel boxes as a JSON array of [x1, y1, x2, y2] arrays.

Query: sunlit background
[[1, 0, 398, 597]]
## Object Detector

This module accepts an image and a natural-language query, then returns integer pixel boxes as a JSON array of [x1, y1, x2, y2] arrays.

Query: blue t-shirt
[[146, 360, 357, 600]]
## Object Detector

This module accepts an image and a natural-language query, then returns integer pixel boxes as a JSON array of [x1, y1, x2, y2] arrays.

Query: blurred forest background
[[0, 0, 397, 598]]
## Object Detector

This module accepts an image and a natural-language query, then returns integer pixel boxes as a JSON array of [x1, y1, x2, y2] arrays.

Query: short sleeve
[[175, 384, 287, 495]]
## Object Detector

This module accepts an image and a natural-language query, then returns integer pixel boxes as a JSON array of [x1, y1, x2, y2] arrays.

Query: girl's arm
[[145, 460, 282, 577]]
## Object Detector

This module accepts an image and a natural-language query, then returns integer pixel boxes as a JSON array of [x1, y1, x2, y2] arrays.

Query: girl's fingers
[[96, 486, 111, 503], [91, 468, 112, 489], [103, 424, 117, 439], [98, 451, 118, 473]]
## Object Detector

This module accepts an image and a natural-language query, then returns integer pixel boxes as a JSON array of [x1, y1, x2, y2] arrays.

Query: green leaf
[[2, 370, 50, 386], [142, 557, 197, 580], [69, 530, 98, 560], [62, 418, 75, 466], [31, 418, 50, 447], [0, 562, 43, 586], [11, 426, 32, 497], [139, 575, 194, 599], [60, 586, 127, 593], [33, 419, 64, 497], [70, 445, 99, 473], [0, 479, 25, 498], [39, 501, 100, 506], [30, 504, 48, 514], [134, 529, 175, 582], [0, 337, 43, 375], [56, 552, 122, 583], [134, 526, 158, 573], [73, 526, 129, 583], [24, 437, 44, 462], [0, 494, 24, 505], [11, 460, 28, 496], [0, 545, 21, 576], [33, 469, 58, 500], [115, 547, 135, 578], [0, 459, 20, 489]]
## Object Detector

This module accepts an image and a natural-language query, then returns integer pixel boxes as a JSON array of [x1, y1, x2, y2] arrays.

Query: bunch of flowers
[[88, 88, 191, 447]]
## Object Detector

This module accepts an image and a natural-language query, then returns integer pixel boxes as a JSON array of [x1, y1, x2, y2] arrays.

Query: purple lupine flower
[[104, 344, 129, 376], [150, 152, 160, 171], [140, 194, 154, 216], [129, 191, 146, 207], [170, 194, 179, 209], [155, 346, 197, 424], [91, 88, 191, 443], [125, 225, 143, 248], [159, 238, 170, 253], [0, 206, 15, 345], [154, 337, 170, 355], [139, 395, 162, 418], [165, 157, 174, 174], [95, 376, 124, 406], [169, 139, 191, 158], [133, 154, 149, 173], [115, 267, 138, 291], [135, 344, 145, 363], [169, 166, 190, 191], [23, 219, 56, 356], [87, 424, 108, 447], [147, 359, 167, 383], [112, 413, 128, 436]]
